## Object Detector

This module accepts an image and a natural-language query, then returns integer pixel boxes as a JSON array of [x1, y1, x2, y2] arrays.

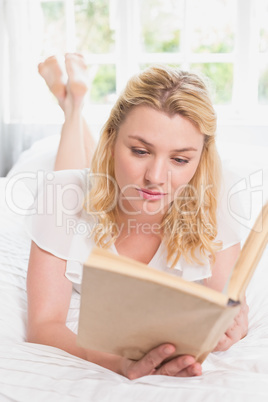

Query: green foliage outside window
[[90, 65, 116, 103], [193, 37, 234, 54], [259, 28, 268, 52], [259, 67, 268, 104], [141, 0, 182, 53], [143, 29, 180, 53], [74, 0, 115, 54], [191, 63, 233, 104], [41, 2, 64, 21], [75, 0, 115, 103]]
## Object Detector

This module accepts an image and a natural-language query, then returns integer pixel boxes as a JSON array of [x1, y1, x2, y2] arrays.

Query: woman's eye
[[173, 157, 189, 165], [131, 148, 148, 156]]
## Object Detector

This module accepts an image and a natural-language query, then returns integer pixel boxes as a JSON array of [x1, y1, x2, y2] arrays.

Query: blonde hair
[[84, 66, 222, 267]]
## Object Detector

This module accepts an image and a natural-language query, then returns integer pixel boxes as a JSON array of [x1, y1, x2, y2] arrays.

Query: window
[[31, 0, 268, 126]]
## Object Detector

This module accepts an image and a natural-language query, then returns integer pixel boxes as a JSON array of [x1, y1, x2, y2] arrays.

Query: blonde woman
[[26, 54, 248, 380]]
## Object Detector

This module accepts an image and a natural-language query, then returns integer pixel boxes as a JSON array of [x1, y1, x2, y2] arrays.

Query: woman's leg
[[38, 54, 96, 170]]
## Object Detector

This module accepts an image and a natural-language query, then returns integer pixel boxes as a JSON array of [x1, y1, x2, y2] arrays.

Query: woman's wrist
[[85, 348, 125, 376]]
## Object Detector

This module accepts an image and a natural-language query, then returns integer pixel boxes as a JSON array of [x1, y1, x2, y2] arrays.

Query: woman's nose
[[144, 158, 167, 185]]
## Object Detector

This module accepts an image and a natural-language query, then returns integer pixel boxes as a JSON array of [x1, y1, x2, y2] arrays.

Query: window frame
[[39, 0, 268, 128]]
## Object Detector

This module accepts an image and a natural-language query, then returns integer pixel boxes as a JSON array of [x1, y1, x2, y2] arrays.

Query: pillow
[[6, 135, 60, 178]]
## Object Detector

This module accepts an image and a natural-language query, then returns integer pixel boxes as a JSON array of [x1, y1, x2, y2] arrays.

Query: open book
[[77, 202, 268, 363]]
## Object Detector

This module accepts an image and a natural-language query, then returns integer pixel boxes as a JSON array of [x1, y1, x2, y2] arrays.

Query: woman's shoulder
[[23, 168, 96, 264], [20, 167, 91, 199], [43, 167, 91, 191]]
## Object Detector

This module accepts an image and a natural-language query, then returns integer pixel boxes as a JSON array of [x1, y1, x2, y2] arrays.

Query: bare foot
[[64, 53, 89, 108], [38, 56, 66, 106]]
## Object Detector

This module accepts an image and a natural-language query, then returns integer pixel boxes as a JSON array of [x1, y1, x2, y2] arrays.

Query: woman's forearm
[[27, 322, 123, 374]]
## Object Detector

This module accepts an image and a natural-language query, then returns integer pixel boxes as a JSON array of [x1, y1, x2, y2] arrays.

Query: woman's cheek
[[171, 165, 198, 194]]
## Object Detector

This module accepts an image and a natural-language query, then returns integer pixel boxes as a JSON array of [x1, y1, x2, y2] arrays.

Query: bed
[[0, 135, 268, 402]]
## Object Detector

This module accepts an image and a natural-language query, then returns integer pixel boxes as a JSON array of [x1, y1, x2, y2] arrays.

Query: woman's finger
[[155, 356, 202, 377], [154, 355, 196, 376], [125, 344, 175, 379], [214, 300, 249, 351], [214, 333, 230, 351], [177, 363, 202, 377]]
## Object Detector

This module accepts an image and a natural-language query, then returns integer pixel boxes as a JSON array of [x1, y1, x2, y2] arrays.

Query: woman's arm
[[204, 243, 241, 292], [27, 241, 203, 378], [204, 243, 249, 351], [27, 241, 122, 371]]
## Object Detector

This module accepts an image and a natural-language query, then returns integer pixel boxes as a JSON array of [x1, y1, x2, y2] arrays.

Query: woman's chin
[[129, 200, 169, 218]]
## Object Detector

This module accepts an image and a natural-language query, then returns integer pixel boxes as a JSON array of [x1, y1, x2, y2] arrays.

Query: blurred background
[[0, 0, 267, 176]]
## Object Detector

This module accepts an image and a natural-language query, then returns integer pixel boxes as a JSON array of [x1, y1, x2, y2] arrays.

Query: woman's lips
[[137, 188, 167, 200]]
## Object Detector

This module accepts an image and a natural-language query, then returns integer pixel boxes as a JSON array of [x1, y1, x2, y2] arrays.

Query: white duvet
[[0, 137, 268, 402]]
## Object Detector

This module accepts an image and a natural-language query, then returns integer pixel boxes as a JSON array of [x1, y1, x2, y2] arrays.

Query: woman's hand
[[214, 297, 249, 352], [120, 344, 202, 380]]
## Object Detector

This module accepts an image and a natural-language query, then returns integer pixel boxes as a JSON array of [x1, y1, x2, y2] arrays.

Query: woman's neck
[[115, 209, 165, 239]]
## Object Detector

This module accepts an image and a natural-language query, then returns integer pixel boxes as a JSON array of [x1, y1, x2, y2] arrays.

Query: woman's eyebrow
[[128, 135, 198, 152]]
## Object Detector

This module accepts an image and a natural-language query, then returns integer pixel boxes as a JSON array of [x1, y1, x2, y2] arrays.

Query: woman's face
[[113, 105, 204, 219]]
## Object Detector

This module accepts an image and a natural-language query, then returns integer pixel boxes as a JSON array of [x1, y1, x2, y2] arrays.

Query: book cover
[[77, 202, 268, 362]]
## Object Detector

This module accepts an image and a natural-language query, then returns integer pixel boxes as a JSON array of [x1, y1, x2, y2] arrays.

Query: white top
[[23, 167, 246, 293]]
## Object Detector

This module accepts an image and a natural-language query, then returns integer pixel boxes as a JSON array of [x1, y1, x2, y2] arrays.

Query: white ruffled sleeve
[[216, 166, 248, 250], [23, 168, 96, 289]]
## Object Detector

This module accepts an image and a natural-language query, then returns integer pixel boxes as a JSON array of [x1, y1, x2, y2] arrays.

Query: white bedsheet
[[1, 138, 268, 401]]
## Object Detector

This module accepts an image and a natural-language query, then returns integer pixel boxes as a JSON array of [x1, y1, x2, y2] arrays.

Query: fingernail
[[163, 345, 174, 355]]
